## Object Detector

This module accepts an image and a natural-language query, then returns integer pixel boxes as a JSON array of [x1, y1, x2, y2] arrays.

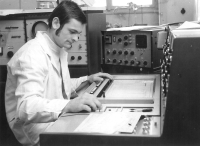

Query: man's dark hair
[[48, 1, 86, 35]]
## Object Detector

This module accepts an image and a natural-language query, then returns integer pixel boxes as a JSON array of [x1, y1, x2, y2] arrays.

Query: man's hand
[[87, 72, 113, 83], [62, 92, 102, 113]]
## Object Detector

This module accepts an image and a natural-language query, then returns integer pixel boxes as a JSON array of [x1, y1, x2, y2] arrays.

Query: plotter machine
[[40, 74, 166, 146], [77, 74, 162, 136]]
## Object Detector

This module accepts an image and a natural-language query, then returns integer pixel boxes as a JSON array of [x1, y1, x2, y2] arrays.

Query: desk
[[40, 74, 164, 146], [40, 113, 163, 146]]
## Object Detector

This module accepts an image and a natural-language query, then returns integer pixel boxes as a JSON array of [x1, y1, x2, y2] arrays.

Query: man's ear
[[52, 17, 60, 30]]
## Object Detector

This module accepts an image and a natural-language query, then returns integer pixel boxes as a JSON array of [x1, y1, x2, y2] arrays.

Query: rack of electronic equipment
[[101, 23, 200, 145], [0, 10, 106, 77], [160, 23, 200, 145], [101, 27, 164, 74]]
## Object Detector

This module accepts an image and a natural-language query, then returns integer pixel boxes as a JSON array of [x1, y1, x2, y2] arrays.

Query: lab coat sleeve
[[70, 76, 88, 91], [12, 45, 68, 124]]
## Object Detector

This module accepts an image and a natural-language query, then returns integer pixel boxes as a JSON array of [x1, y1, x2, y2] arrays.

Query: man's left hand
[[87, 72, 113, 83]]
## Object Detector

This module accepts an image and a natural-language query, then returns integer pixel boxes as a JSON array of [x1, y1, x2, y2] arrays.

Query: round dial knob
[[113, 59, 117, 63], [124, 60, 128, 64], [162, 73, 166, 79], [118, 38, 122, 42], [118, 50, 122, 55], [143, 61, 148, 66], [78, 56, 82, 60], [136, 61, 140, 65], [71, 56, 75, 60], [168, 48, 172, 53], [124, 35, 128, 40], [124, 51, 128, 55], [130, 51, 134, 55], [112, 50, 116, 54], [124, 42, 128, 46], [131, 60, 134, 64], [107, 50, 110, 54], [107, 59, 111, 63], [7, 51, 14, 58], [143, 129, 149, 134]]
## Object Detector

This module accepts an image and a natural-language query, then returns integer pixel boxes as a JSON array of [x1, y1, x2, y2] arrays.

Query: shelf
[[0, 7, 106, 16]]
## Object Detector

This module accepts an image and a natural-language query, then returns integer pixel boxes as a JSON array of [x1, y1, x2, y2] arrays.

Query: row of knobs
[[118, 40, 132, 46], [1, 34, 14, 58], [132, 116, 152, 134], [118, 35, 131, 42], [142, 117, 152, 135], [107, 50, 134, 55], [107, 59, 148, 66], [161, 36, 173, 98], [117, 35, 132, 46], [71, 56, 82, 60]]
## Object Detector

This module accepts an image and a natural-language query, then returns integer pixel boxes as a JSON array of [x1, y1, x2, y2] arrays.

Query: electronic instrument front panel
[[26, 17, 87, 65], [0, 12, 105, 77], [0, 19, 26, 65], [0, 15, 87, 66], [102, 30, 152, 68], [160, 27, 200, 144]]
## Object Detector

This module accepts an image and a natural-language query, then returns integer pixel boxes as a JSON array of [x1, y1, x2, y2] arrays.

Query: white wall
[[0, 0, 160, 27], [0, 0, 37, 9], [159, 0, 198, 25], [106, 7, 159, 27]]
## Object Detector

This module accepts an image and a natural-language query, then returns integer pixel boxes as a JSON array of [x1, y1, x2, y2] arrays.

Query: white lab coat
[[4, 31, 87, 146]]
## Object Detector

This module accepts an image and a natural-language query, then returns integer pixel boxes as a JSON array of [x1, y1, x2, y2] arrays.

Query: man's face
[[53, 18, 84, 50]]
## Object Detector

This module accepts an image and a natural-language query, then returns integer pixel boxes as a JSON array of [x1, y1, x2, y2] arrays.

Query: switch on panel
[[0, 47, 3, 56]]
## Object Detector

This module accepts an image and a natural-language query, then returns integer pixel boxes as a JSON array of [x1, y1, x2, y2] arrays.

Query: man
[[4, 1, 112, 146]]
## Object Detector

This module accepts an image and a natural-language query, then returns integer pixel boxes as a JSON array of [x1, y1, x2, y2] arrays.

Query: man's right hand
[[62, 92, 102, 113]]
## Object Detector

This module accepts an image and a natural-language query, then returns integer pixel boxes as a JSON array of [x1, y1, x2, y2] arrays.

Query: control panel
[[0, 12, 106, 77], [102, 31, 152, 68], [161, 33, 171, 100], [160, 25, 178, 108], [0, 20, 25, 65], [159, 26, 200, 144], [68, 25, 87, 65], [77, 74, 162, 137], [26, 18, 87, 65], [160, 25, 181, 134], [0, 18, 87, 66]]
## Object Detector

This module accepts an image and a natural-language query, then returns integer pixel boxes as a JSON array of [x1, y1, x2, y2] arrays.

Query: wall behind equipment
[[0, 0, 160, 27]]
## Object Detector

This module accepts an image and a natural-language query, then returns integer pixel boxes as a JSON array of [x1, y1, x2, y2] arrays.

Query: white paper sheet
[[105, 80, 154, 99], [106, 26, 163, 31], [74, 112, 141, 134], [176, 21, 200, 29]]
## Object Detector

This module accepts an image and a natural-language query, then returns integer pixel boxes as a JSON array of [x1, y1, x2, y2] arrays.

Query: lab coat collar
[[35, 31, 62, 73]]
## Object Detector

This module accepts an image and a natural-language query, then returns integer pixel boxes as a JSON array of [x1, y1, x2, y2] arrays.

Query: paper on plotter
[[106, 25, 163, 31], [74, 112, 141, 134], [105, 80, 154, 99], [176, 21, 200, 29]]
